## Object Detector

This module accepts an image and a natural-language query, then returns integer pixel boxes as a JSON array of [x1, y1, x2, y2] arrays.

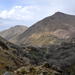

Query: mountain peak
[[53, 12, 66, 16], [14, 25, 28, 28]]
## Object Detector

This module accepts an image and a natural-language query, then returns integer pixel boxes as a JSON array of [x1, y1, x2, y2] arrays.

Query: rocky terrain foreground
[[0, 35, 75, 75]]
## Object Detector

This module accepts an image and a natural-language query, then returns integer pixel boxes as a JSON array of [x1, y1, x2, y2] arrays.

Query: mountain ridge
[[13, 12, 75, 46], [0, 25, 28, 43]]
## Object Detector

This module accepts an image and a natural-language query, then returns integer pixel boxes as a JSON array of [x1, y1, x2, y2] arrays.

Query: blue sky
[[0, 0, 75, 31]]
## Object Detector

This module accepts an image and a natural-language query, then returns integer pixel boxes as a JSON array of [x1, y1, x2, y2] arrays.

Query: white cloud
[[0, 0, 65, 28], [0, 5, 41, 21], [0, 4, 53, 28]]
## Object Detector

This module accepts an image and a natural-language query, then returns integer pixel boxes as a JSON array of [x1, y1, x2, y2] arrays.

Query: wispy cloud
[[0, 4, 51, 27], [0, 6, 39, 20]]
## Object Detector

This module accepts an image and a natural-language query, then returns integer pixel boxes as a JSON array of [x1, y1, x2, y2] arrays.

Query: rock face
[[0, 25, 28, 43], [13, 12, 75, 46]]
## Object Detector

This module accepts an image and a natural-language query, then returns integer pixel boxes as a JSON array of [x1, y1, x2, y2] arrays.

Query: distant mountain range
[[1, 12, 75, 46], [7, 12, 75, 47], [0, 25, 28, 43]]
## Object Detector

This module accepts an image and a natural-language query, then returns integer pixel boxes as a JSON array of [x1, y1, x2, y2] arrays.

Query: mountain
[[1, 12, 75, 75], [0, 25, 28, 43], [14, 12, 75, 46]]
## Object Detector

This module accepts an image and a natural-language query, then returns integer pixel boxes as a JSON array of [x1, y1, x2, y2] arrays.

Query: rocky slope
[[0, 34, 75, 75], [14, 38, 75, 75], [14, 12, 75, 47], [0, 36, 28, 74], [0, 25, 28, 43]]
